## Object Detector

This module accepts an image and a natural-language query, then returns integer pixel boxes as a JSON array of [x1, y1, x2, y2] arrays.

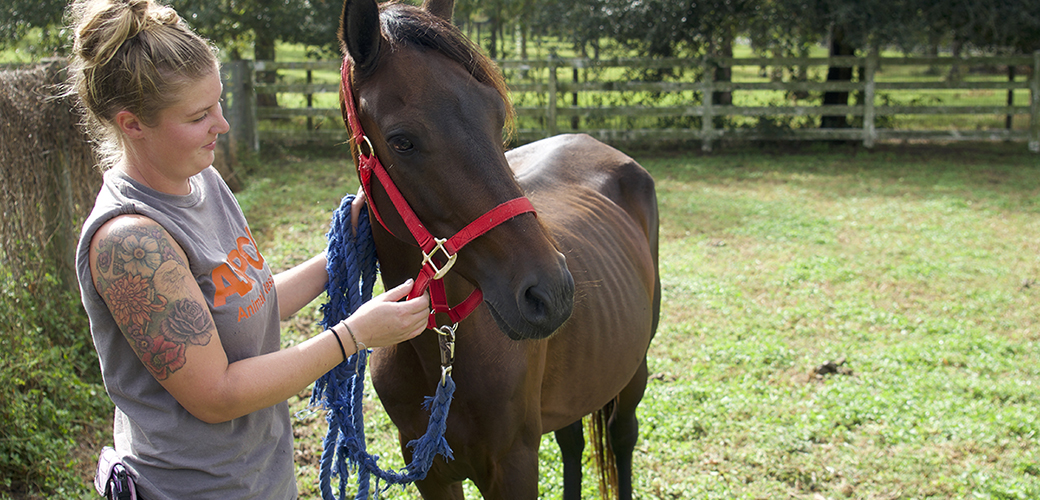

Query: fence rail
[[221, 52, 1040, 152]]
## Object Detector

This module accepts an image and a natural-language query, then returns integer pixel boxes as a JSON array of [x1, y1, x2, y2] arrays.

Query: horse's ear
[[339, 0, 381, 73], [422, 0, 454, 22]]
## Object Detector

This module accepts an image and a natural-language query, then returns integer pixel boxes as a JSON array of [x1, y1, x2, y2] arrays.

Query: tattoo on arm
[[93, 223, 214, 380]]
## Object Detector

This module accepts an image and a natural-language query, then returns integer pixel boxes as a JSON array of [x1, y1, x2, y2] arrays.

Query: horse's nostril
[[523, 286, 550, 323], [518, 270, 574, 337]]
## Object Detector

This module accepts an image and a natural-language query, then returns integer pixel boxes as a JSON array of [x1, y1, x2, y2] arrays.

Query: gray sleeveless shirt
[[76, 167, 296, 499]]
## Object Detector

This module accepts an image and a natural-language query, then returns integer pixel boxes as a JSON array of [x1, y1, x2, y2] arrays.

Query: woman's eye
[[388, 136, 414, 153]]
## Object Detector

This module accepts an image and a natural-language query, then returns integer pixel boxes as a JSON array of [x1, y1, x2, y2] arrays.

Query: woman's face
[[134, 68, 230, 188]]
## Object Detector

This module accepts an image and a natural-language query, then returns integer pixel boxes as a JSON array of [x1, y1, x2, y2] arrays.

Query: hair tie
[[329, 327, 348, 362]]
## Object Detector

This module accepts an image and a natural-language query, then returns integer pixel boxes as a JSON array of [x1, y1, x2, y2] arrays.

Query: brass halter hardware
[[422, 237, 459, 280]]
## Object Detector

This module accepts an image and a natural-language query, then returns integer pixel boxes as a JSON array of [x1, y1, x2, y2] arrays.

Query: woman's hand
[[342, 279, 429, 349], [351, 186, 366, 236]]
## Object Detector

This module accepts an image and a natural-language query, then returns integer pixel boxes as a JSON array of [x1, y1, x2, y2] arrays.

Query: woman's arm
[[89, 215, 428, 424], [273, 251, 328, 321]]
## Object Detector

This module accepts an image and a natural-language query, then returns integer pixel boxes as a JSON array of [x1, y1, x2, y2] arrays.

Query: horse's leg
[[470, 445, 539, 500], [398, 431, 466, 500], [414, 479, 465, 500], [554, 419, 585, 500], [609, 358, 649, 500]]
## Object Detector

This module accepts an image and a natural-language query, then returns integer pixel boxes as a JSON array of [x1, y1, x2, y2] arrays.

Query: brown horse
[[338, 0, 660, 498]]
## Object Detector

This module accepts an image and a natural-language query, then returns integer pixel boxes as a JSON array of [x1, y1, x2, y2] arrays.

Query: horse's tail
[[587, 398, 619, 500]]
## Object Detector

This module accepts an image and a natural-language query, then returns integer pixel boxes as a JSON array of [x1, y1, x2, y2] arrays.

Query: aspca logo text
[[210, 227, 272, 322]]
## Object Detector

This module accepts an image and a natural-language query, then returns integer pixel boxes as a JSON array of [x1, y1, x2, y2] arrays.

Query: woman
[[68, 0, 429, 498]]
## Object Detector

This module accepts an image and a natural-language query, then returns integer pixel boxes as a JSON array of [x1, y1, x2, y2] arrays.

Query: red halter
[[340, 60, 536, 328]]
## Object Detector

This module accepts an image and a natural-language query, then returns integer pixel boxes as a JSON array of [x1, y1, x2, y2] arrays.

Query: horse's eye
[[388, 136, 414, 154]]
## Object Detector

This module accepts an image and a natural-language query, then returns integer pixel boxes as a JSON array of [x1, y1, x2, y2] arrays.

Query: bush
[[0, 266, 111, 497]]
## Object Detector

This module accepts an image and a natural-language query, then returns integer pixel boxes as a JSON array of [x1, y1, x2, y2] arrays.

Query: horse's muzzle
[[487, 251, 574, 341]]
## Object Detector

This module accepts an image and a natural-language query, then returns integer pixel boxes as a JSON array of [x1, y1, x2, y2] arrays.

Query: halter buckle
[[422, 237, 458, 280]]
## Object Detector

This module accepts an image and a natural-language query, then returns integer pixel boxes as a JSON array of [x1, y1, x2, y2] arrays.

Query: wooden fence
[[221, 52, 1040, 152]]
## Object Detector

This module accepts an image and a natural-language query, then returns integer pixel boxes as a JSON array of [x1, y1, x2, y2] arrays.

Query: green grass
[[234, 141, 1040, 499], [638, 143, 1040, 498]]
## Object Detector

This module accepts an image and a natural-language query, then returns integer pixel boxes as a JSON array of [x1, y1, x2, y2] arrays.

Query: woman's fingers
[[350, 187, 366, 236], [346, 280, 429, 349], [379, 278, 417, 302]]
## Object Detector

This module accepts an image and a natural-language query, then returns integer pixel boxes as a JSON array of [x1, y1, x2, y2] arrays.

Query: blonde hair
[[66, 0, 218, 169]]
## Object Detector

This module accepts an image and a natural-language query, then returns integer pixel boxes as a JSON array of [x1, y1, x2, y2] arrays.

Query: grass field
[[231, 140, 1040, 499]]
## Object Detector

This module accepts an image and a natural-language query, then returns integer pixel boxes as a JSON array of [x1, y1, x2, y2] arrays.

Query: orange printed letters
[[211, 228, 266, 308]]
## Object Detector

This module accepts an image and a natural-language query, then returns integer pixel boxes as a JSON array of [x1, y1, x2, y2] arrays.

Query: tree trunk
[[488, 14, 498, 58], [571, 67, 580, 130], [925, 33, 940, 75], [949, 40, 963, 82], [712, 32, 734, 107], [43, 137, 76, 291], [255, 32, 278, 108], [793, 60, 810, 100], [821, 25, 855, 130], [519, 21, 528, 59], [1007, 65, 1016, 130]]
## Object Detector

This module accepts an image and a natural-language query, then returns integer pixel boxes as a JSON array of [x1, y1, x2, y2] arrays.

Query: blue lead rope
[[311, 193, 456, 500]]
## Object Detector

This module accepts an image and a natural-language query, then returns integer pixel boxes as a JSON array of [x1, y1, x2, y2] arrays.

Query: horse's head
[[338, 0, 574, 340]]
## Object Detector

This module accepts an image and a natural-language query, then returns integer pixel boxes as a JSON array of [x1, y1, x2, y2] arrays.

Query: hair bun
[[140, 0, 181, 31], [71, 0, 182, 67]]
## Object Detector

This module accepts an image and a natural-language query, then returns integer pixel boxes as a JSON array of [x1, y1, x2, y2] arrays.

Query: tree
[[167, 0, 345, 107], [0, 0, 70, 55], [913, 0, 1040, 56], [1, 0, 348, 64], [454, 0, 539, 59], [162, 0, 348, 59], [585, 0, 759, 112], [751, 0, 922, 129]]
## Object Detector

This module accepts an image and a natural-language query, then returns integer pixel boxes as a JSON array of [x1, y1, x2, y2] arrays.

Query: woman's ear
[[115, 110, 146, 139]]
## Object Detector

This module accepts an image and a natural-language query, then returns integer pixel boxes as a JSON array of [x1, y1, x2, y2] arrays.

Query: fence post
[[863, 49, 878, 149], [225, 60, 259, 153], [701, 62, 715, 152], [44, 118, 77, 291], [547, 54, 558, 137], [221, 62, 237, 149], [46, 62, 79, 291], [1030, 50, 1040, 153], [244, 60, 259, 152]]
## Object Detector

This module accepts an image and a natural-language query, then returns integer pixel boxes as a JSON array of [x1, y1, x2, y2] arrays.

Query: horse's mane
[[372, 2, 516, 139]]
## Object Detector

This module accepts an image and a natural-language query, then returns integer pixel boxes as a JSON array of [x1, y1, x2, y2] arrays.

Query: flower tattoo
[[143, 335, 187, 380], [97, 248, 112, 273], [108, 274, 168, 327], [120, 235, 162, 278], [161, 299, 213, 346]]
